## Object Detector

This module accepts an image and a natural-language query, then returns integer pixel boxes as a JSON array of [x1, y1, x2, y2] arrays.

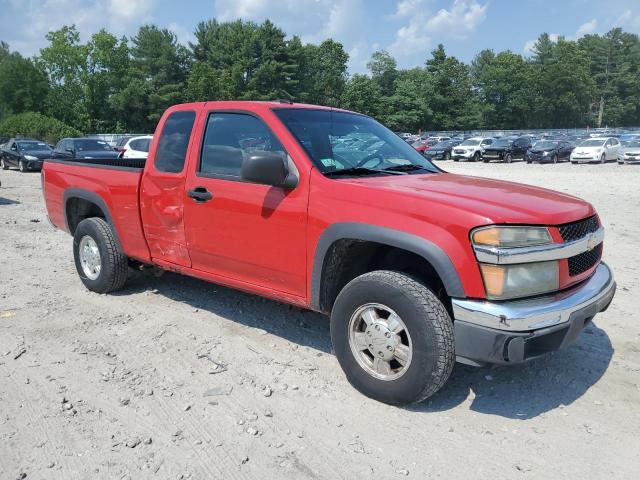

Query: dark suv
[[482, 136, 532, 163]]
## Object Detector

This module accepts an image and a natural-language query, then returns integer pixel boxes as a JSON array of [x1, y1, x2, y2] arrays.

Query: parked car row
[[0, 135, 153, 172], [411, 134, 638, 165]]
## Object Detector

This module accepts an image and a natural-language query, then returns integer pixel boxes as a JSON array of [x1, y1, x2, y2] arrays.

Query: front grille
[[568, 244, 602, 276], [559, 216, 598, 242]]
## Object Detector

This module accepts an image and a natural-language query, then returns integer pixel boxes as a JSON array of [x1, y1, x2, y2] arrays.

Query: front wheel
[[0, 158, 8, 170], [504, 153, 512, 163], [443, 152, 450, 161], [600, 153, 606, 164], [472, 152, 480, 162], [552, 154, 558, 164], [18, 160, 26, 172], [73, 217, 128, 293], [330, 270, 455, 405]]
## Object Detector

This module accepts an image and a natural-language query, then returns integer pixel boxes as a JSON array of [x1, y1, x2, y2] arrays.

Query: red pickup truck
[[42, 101, 616, 405]]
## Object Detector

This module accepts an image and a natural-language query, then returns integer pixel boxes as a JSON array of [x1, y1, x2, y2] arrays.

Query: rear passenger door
[[182, 110, 308, 297], [140, 108, 197, 267]]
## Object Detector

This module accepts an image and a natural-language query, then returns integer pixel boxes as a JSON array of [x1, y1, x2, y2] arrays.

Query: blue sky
[[1, 0, 639, 73]]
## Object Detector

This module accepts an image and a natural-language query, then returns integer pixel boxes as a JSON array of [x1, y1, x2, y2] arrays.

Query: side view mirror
[[241, 151, 297, 188]]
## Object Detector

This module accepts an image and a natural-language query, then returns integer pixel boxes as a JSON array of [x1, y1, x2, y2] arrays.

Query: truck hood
[[347, 172, 593, 225]]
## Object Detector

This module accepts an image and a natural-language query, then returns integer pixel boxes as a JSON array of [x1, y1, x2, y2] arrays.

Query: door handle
[[188, 187, 213, 202]]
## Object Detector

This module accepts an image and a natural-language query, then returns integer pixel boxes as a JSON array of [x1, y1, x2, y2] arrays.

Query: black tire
[[552, 154, 558, 164], [472, 152, 480, 162], [526, 160, 532, 164], [330, 270, 455, 405], [482, 158, 489, 163], [443, 152, 450, 161], [73, 217, 128, 293], [504, 153, 512, 163], [18, 160, 26, 172], [453, 158, 459, 162], [0, 158, 8, 170], [600, 153, 606, 164]]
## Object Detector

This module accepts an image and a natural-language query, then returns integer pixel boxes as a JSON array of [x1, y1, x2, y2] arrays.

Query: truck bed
[[42, 158, 151, 262]]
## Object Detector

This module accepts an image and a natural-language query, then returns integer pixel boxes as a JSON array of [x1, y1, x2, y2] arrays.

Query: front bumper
[[24, 159, 44, 170], [452, 262, 615, 366], [452, 151, 474, 160]]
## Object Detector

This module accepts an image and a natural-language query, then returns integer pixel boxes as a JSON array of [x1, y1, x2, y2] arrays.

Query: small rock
[[119, 397, 130, 406], [184, 404, 192, 412], [47, 461, 56, 468], [263, 386, 273, 397], [203, 386, 233, 397], [144, 437, 153, 445], [396, 469, 409, 476], [246, 427, 258, 436], [126, 436, 141, 448], [240, 455, 249, 465], [264, 410, 273, 418]]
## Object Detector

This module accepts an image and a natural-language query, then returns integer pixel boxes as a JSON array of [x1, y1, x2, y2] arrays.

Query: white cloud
[[388, 0, 487, 58], [575, 19, 597, 38], [616, 9, 640, 32], [425, 0, 487, 37], [3, 0, 156, 57]]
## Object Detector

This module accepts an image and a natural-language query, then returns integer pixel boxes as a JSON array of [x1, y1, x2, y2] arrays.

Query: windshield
[[493, 139, 513, 147], [74, 139, 113, 151], [625, 140, 640, 148], [459, 139, 481, 146], [273, 109, 438, 175], [533, 141, 559, 149], [18, 141, 50, 151], [431, 141, 453, 149], [579, 139, 606, 147]]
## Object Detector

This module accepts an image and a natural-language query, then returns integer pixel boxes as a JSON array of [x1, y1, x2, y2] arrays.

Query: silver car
[[618, 140, 640, 164]]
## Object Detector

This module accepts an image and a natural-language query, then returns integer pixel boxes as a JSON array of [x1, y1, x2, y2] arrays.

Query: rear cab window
[[155, 111, 196, 173]]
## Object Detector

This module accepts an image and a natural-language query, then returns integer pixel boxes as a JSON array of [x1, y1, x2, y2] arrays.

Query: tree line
[[0, 20, 639, 138]]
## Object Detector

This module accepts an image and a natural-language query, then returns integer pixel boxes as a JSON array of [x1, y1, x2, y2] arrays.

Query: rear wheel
[[552, 154, 558, 164], [0, 158, 7, 170], [443, 152, 450, 160], [73, 217, 128, 293], [504, 153, 513, 163], [330, 270, 455, 405]]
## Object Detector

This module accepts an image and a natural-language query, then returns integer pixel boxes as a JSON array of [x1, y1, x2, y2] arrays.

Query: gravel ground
[[1, 161, 639, 480]]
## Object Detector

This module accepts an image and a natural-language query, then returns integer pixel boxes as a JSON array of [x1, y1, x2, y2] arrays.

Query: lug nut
[[385, 332, 391, 338], [386, 346, 393, 351]]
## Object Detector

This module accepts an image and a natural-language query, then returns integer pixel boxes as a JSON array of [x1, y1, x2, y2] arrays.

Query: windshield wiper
[[324, 167, 405, 177], [382, 164, 429, 173]]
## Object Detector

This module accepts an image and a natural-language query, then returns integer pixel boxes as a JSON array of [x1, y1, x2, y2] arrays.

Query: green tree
[[425, 44, 481, 130], [0, 49, 49, 118], [341, 74, 384, 117], [367, 50, 398, 96]]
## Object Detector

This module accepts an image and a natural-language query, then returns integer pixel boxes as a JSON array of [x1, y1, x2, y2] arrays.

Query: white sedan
[[570, 137, 621, 164], [118, 135, 152, 159]]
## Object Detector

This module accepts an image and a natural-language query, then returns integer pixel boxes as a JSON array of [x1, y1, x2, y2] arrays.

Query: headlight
[[542, 151, 549, 156], [479, 261, 559, 300], [472, 226, 552, 248], [24, 155, 38, 160], [472, 226, 558, 300]]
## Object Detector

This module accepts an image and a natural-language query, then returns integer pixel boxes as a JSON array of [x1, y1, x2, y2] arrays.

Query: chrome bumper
[[452, 262, 615, 332]]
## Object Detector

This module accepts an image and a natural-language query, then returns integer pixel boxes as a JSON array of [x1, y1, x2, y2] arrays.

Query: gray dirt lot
[[0, 162, 639, 479]]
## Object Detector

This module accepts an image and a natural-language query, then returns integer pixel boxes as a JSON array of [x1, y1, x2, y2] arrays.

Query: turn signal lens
[[472, 226, 551, 248], [479, 261, 559, 300]]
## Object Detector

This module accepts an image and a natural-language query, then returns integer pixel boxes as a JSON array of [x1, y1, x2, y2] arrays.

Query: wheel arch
[[311, 223, 465, 313], [63, 188, 123, 250]]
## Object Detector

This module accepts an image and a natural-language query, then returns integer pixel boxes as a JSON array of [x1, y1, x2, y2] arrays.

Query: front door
[[183, 110, 308, 297]]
